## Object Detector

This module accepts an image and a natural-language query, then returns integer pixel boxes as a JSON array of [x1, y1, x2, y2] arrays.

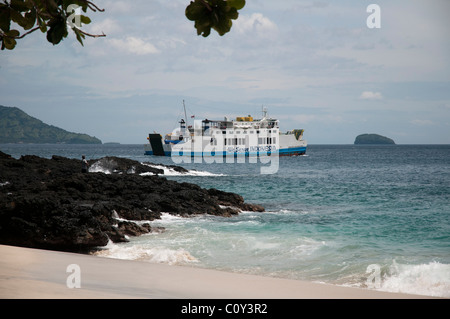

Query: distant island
[[354, 134, 395, 145], [0, 105, 101, 144]]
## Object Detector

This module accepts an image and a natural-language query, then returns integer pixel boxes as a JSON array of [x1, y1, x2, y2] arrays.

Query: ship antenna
[[183, 100, 188, 124], [262, 105, 267, 118]]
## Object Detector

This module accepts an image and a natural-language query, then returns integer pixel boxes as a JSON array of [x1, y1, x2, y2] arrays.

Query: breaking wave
[[87, 160, 224, 177], [377, 261, 450, 298], [93, 241, 198, 265], [88, 160, 115, 174], [141, 163, 225, 177]]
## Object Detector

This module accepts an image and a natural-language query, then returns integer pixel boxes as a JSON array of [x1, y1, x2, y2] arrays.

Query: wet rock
[[0, 152, 264, 253]]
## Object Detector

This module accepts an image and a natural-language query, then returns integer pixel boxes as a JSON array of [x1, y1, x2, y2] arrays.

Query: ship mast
[[261, 105, 268, 119], [183, 100, 188, 124]]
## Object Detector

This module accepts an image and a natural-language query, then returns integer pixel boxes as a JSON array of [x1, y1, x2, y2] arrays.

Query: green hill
[[0, 105, 102, 144], [354, 133, 395, 145]]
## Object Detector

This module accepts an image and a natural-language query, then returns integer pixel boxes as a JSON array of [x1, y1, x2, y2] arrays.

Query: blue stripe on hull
[[145, 146, 306, 157], [279, 147, 307, 156], [144, 151, 171, 156]]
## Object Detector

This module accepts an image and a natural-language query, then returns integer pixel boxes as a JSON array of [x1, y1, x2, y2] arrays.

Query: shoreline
[[0, 244, 434, 299]]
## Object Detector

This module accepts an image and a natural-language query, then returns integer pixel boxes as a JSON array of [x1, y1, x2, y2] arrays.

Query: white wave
[[88, 161, 112, 174], [111, 210, 154, 226], [159, 212, 186, 222], [0, 181, 10, 187], [93, 242, 198, 265], [289, 237, 327, 256], [269, 208, 310, 215], [378, 261, 450, 298], [148, 212, 197, 227], [186, 170, 226, 177], [86, 160, 224, 177], [141, 163, 225, 177]]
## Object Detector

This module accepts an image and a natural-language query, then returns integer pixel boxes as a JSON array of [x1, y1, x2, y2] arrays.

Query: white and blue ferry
[[144, 108, 307, 157]]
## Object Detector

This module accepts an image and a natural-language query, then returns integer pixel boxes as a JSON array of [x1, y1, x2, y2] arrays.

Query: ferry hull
[[144, 150, 306, 157], [144, 144, 307, 157]]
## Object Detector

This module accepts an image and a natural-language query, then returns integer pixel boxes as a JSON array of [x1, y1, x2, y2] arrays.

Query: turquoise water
[[1, 143, 449, 297]]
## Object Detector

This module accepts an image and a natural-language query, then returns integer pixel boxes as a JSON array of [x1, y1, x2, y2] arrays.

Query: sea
[[1, 143, 449, 298]]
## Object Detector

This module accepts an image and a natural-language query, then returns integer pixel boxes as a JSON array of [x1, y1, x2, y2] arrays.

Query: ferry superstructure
[[144, 109, 307, 157]]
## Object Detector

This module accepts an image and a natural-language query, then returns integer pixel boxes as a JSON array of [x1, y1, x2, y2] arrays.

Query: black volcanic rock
[[0, 152, 264, 253]]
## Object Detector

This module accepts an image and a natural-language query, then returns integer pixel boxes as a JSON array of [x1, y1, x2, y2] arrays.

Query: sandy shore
[[0, 244, 432, 299]]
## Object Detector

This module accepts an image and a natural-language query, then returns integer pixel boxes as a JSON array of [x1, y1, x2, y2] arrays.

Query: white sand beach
[[0, 244, 434, 299]]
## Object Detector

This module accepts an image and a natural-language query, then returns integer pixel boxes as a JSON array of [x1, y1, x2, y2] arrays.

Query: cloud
[[234, 13, 277, 35], [108, 37, 159, 55], [360, 91, 383, 100], [88, 18, 121, 35], [410, 119, 434, 126]]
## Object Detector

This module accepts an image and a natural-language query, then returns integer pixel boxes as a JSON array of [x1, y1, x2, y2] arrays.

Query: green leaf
[[80, 15, 91, 25], [0, 6, 11, 32], [72, 27, 85, 46], [186, 0, 244, 37], [5, 29, 20, 38], [227, 0, 245, 10], [213, 15, 232, 36], [23, 7, 37, 30], [10, 0, 31, 12], [225, 6, 239, 20], [46, 18, 68, 45], [62, 0, 73, 10], [3, 36, 17, 50], [186, 0, 208, 21], [37, 15, 47, 33], [10, 8, 26, 27]]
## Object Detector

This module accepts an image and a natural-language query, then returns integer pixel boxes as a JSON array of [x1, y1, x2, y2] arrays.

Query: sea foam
[[379, 261, 450, 298], [93, 241, 198, 265], [141, 163, 225, 177], [87, 160, 223, 177], [88, 161, 113, 174]]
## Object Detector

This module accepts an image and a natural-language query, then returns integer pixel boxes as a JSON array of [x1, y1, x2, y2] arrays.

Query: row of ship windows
[[214, 130, 278, 134], [211, 137, 277, 146]]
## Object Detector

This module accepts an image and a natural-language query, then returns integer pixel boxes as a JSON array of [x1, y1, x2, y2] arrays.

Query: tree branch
[[0, 26, 40, 39], [77, 0, 105, 12], [15, 26, 41, 39], [86, 0, 105, 12], [76, 28, 105, 38]]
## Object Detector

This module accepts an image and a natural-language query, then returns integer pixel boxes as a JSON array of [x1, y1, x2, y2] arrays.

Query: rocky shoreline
[[0, 152, 264, 253]]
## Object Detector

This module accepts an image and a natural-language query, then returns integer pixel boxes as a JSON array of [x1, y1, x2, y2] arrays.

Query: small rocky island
[[354, 134, 395, 145], [0, 152, 264, 253]]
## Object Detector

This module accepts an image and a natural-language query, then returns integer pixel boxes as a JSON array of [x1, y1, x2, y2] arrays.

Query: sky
[[1, 0, 450, 144]]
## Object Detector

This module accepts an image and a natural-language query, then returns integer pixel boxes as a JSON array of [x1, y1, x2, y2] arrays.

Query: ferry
[[144, 107, 307, 157]]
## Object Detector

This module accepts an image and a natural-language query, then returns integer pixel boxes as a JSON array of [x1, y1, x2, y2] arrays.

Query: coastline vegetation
[[0, 105, 101, 144]]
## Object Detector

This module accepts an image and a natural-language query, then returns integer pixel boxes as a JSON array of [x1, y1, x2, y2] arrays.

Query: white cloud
[[235, 13, 277, 35], [88, 18, 121, 35], [108, 36, 159, 55], [360, 91, 383, 100]]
